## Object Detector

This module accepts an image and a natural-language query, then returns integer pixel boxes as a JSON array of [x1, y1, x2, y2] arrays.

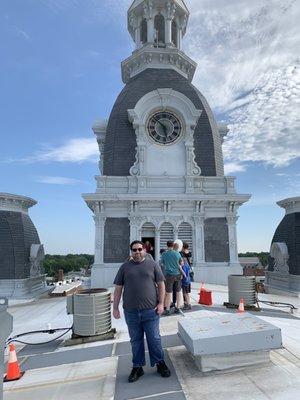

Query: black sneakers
[[156, 360, 171, 378], [128, 367, 144, 383], [128, 362, 170, 382]]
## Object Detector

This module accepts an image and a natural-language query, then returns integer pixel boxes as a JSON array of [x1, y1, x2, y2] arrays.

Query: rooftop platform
[[3, 283, 300, 400]]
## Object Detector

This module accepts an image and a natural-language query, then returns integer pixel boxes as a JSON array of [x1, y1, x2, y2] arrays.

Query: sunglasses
[[132, 248, 144, 252]]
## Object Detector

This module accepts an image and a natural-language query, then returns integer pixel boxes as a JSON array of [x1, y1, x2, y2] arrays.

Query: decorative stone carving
[[193, 214, 205, 225], [93, 215, 106, 228], [92, 120, 107, 174], [0, 193, 36, 213], [128, 88, 202, 177], [186, 146, 201, 176], [218, 123, 229, 144], [122, 47, 197, 83], [143, 0, 154, 20], [130, 147, 140, 176], [270, 242, 289, 274], [29, 244, 45, 277], [226, 215, 239, 225]]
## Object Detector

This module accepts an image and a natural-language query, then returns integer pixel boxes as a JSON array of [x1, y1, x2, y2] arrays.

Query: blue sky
[[0, 0, 299, 254]]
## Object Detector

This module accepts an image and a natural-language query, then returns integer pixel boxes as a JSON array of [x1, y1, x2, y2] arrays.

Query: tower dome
[[0, 193, 46, 298], [103, 0, 224, 177], [103, 68, 225, 177], [83, 0, 251, 289]]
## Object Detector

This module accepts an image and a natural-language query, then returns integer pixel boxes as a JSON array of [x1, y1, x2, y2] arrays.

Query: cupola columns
[[135, 25, 141, 49], [128, 0, 189, 49], [147, 17, 155, 43]]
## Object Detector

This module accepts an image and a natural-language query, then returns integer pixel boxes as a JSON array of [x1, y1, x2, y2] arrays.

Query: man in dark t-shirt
[[113, 240, 171, 383]]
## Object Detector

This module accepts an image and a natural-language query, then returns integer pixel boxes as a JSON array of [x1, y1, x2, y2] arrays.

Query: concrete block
[[178, 311, 282, 372], [194, 351, 270, 373]]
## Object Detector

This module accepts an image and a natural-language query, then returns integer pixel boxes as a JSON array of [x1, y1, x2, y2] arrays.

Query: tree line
[[43, 252, 269, 277], [43, 254, 94, 277], [238, 252, 269, 267]]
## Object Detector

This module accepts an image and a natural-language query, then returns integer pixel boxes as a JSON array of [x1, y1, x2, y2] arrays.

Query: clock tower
[[83, 0, 251, 288]]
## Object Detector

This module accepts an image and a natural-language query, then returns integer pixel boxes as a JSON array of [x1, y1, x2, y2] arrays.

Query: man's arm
[[156, 281, 165, 315], [113, 285, 123, 319]]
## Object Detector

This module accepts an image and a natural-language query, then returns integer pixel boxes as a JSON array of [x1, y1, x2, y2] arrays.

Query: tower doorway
[[141, 222, 155, 258]]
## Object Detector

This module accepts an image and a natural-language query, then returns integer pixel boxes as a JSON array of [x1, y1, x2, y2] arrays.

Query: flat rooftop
[[3, 283, 300, 400]]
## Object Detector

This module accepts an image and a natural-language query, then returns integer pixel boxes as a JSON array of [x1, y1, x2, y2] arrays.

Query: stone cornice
[[82, 193, 251, 204], [0, 193, 37, 213], [277, 196, 300, 215], [121, 46, 197, 83]]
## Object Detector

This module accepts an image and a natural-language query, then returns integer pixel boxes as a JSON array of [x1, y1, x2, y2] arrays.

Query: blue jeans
[[124, 308, 164, 367]]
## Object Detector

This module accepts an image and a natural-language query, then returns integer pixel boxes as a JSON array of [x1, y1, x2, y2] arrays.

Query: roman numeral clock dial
[[147, 111, 182, 145]]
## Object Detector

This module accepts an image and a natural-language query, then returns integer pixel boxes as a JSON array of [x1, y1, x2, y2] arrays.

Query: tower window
[[141, 18, 147, 44], [172, 20, 178, 47], [154, 14, 165, 46]]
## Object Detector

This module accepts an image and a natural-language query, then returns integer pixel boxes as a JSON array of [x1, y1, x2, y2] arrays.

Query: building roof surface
[[3, 283, 300, 399]]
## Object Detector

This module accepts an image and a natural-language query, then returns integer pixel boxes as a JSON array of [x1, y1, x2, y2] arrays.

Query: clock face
[[147, 111, 182, 145]]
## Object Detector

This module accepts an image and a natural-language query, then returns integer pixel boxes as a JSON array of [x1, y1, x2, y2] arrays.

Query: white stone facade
[[83, 172, 250, 288], [83, 0, 251, 289]]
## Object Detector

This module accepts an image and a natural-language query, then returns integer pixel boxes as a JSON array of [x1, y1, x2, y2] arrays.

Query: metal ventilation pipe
[[0, 298, 13, 400], [228, 275, 256, 306]]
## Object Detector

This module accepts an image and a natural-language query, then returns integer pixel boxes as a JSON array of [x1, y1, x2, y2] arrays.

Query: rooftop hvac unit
[[67, 289, 111, 337], [228, 275, 256, 306]]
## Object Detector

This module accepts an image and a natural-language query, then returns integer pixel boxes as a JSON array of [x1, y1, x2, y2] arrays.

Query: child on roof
[[181, 257, 192, 310]]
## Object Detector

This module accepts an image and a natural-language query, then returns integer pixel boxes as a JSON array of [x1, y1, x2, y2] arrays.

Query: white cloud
[[22, 138, 99, 164], [11, 25, 30, 40], [224, 162, 246, 175], [103, 0, 300, 168], [35, 176, 85, 185], [185, 0, 300, 168], [17, 0, 300, 171]]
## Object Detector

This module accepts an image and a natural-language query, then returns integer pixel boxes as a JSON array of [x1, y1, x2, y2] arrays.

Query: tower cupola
[[122, 0, 196, 83], [128, 0, 189, 50]]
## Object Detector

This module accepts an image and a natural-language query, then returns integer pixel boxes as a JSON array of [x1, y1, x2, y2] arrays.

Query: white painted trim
[[128, 88, 202, 178]]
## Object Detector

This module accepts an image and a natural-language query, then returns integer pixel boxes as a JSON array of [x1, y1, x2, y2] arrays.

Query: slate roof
[[103, 68, 224, 177], [0, 211, 40, 279], [268, 212, 300, 275]]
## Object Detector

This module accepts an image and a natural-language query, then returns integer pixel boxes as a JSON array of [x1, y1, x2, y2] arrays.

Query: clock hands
[[157, 120, 169, 138], [149, 112, 180, 144]]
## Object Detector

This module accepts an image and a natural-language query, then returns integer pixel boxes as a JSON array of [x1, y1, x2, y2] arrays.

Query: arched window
[[154, 14, 165, 46], [172, 20, 178, 47], [178, 222, 193, 254], [141, 18, 147, 44], [160, 222, 174, 250]]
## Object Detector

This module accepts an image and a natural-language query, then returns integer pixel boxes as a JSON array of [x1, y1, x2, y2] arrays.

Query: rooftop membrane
[[3, 283, 300, 400]]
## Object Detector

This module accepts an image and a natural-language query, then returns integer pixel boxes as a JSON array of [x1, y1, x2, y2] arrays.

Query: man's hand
[[155, 303, 165, 316], [113, 308, 121, 319]]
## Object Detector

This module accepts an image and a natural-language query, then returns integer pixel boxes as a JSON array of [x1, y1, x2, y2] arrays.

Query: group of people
[[160, 241, 193, 315], [112, 239, 194, 384]]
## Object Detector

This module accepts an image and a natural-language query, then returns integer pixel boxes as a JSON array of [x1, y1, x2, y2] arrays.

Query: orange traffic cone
[[3, 344, 24, 382], [237, 298, 245, 313]]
